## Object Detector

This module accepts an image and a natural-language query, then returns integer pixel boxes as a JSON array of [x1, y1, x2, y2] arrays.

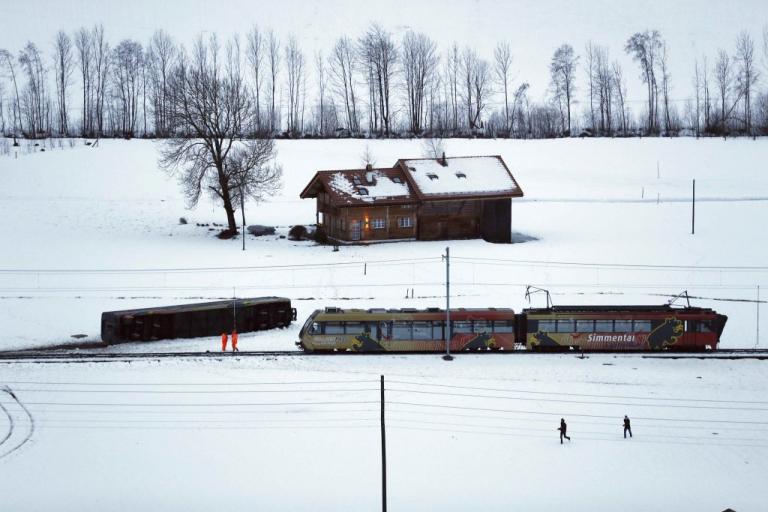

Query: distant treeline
[[1, 24, 767, 140]]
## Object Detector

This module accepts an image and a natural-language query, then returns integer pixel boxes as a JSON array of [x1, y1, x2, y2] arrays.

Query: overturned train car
[[101, 297, 297, 344]]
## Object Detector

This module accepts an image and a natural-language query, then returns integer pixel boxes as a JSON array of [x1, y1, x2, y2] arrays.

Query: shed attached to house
[[300, 155, 524, 244]]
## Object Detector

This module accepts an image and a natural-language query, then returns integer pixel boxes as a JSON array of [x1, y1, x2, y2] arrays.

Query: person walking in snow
[[221, 332, 228, 352], [623, 415, 632, 438], [558, 418, 571, 444], [231, 330, 239, 352]]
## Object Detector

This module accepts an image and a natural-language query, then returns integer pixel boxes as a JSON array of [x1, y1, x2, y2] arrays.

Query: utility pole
[[233, 286, 237, 332], [241, 184, 246, 251], [380, 375, 387, 512], [757, 285, 761, 349], [443, 247, 453, 361], [691, 179, 696, 235]]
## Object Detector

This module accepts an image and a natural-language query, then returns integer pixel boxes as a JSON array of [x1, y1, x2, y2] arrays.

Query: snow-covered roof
[[398, 156, 522, 198], [300, 155, 523, 206], [328, 171, 411, 203], [299, 167, 414, 206]]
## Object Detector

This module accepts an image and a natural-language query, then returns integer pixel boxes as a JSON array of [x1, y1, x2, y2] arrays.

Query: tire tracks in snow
[[0, 386, 35, 460]]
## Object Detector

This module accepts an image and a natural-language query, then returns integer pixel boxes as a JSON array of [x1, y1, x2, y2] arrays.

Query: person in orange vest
[[221, 332, 228, 352], [231, 330, 239, 352]]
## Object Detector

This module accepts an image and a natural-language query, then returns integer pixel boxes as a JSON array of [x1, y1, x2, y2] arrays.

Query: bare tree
[[494, 41, 513, 135], [735, 31, 759, 134], [227, 138, 283, 231], [161, 35, 257, 235], [18, 42, 50, 137], [329, 36, 359, 134], [549, 43, 577, 135], [112, 39, 143, 137], [284, 35, 304, 136], [92, 24, 110, 137], [74, 27, 93, 135], [267, 30, 280, 133], [659, 41, 672, 133], [359, 24, 397, 136], [448, 43, 460, 132], [402, 31, 437, 135], [421, 137, 445, 158], [52, 31, 73, 135], [360, 144, 376, 167], [714, 48, 742, 134], [625, 30, 663, 134], [0, 49, 22, 141], [612, 61, 628, 134], [315, 51, 328, 136], [246, 26, 264, 133], [147, 30, 176, 137]]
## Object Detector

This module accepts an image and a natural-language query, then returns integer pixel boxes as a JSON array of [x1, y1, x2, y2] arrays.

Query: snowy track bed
[[0, 354, 766, 511]]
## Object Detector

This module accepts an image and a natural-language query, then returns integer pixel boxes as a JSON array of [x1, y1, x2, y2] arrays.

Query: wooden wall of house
[[325, 205, 417, 241], [417, 200, 482, 240], [481, 198, 512, 243]]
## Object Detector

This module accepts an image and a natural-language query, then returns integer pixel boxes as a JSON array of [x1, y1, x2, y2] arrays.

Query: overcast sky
[[1, 0, 767, 108]]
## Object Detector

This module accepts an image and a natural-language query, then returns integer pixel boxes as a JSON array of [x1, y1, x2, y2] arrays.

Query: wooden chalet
[[299, 154, 524, 244]]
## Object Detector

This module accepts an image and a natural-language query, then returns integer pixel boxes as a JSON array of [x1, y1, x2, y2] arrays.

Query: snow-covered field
[[1, 354, 766, 511], [0, 137, 766, 351], [1, 137, 767, 510]]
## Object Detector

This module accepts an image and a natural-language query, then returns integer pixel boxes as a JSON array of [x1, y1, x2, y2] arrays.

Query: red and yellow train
[[297, 304, 727, 352]]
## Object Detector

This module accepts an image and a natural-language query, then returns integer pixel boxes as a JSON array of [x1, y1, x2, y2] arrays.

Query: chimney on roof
[[440, 151, 448, 167], [365, 164, 375, 184]]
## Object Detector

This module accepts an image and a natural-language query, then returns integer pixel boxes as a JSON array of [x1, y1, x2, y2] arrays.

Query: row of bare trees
[[2, 24, 768, 140]]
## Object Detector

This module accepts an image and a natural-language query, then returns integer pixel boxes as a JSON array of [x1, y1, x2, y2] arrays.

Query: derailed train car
[[520, 305, 727, 351], [101, 297, 297, 344], [298, 307, 516, 352], [297, 304, 727, 352]]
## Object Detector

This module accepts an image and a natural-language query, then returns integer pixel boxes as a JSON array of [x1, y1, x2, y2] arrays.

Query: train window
[[392, 321, 412, 339], [493, 320, 514, 333], [345, 322, 364, 334], [556, 320, 575, 332], [614, 320, 632, 332], [432, 321, 445, 339], [412, 321, 432, 340], [474, 320, 490, 333], [380, 322, 392, 340], [633, 320, 651, 332], [576, 320, 594, 332], [324, 322, 344, 334], [697, 322, 712, 333], [453, 321, 473, 333], [309, 322, 321, 334], [595, 320, 613, 332], [538, 320, 556, 332]]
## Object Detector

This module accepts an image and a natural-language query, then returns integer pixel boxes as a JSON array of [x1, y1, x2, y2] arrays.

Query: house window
[[427, 173, 439, 180], [390, 176, 403, 183], [357, 187, 369, 195], [353, 176, 361, 185], [455, 172, 467, 178], [371, 218, 386, 229], [398, 217, 413, 228]]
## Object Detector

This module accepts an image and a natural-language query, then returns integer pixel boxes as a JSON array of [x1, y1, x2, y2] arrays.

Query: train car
[[519, 305, 727, 351], [298, 307, 517, 352], [101, 297, 297, 344]]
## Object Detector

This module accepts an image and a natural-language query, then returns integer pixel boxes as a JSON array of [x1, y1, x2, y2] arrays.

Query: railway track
[[0, 348, 767, 362]]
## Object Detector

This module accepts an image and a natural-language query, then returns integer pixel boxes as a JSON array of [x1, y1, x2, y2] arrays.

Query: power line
[[389, 401, 767, 425], [0, 257, 440, 275], [452, 256, 768, 272], [387, 380, 768, 405], [386, 387, 768, 412]]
